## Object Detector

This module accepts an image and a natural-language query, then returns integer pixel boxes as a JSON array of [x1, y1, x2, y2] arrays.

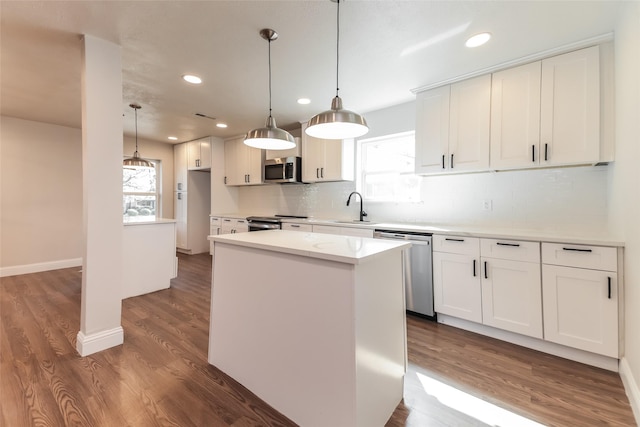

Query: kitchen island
[[208, 230, 410, 427], [123, 217, 177, 299]]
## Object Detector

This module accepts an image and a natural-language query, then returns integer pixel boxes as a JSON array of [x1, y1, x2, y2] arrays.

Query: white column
[[76, 35, 124, 356]]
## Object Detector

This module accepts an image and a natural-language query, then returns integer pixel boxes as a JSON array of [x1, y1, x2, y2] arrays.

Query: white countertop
[[123, 217, 176, 226], [209, 230, 410, 264]]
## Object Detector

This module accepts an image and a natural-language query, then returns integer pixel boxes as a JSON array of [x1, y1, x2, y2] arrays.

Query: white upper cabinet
[[540, 46, 600, 166], [301, 122, 354, 183], [415, 74, 491, 174], [490, 62, 542, 169], [415, 85, 450, 174], [224, 136, 265, 186], [174, 143, 188, 191], [187, 137, 212, 170]]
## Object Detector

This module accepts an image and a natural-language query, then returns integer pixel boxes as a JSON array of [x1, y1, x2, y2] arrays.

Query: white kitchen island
[[208, 230, 410, 427]]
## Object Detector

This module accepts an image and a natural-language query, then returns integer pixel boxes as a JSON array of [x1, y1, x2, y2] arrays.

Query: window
[[357, 131, 420, 202], [123, 161, 161, 220]]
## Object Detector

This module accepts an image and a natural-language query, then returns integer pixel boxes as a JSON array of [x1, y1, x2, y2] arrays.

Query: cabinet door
[[224, 138, 240, 186], [490, 62, 542, 170], [415, 86, 450, 174], [199, 139, 212, 169], [448, 74, 491, 172], [540, 46, 600, 166], [301, 132, 325, 182], [187, 141, 200, 170], [481, 258, 542, 338], [174, 143, 188, 191], [433, 252, 482, 322], [175, 192, 188, 250], [245, 144, 264, 185], [542, 264, 618, 357]]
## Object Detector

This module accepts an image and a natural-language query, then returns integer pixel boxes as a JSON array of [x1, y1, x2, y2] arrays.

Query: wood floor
[[1, 252, 636, 426]]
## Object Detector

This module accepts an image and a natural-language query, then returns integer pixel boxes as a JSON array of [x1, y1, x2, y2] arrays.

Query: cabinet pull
[[316, 168, 320, 179], [544, 143, 549, 161], [473, 259, 476, 277], [450, 153, 454, 169], [484, 261, 488, 279], [562, 247, 593, 253], [320, 167, 324, 178], [442, 155, 445, 169], [445, 238, 465, 242], [224, 176, 227, 185], [608, 277, 612, 299], [532, 145, 535, 162], [291, 224, 300, 228], [497, 242, 520, 247]]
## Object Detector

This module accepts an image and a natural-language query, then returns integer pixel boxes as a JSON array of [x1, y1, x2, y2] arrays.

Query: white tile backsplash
[[237, 165, 610, 234]]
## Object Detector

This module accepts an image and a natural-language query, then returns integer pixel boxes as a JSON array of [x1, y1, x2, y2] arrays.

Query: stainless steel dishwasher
[[373, 229, 435, 319]]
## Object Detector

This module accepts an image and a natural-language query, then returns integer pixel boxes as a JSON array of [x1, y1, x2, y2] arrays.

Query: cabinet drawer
[[210, 217, 221, 226], [341, 227, 374, 238], [433, 235, 480, 256], [481, 239, 540, 263], [282, 223, 312, 233], [542, 243, 617, 271]]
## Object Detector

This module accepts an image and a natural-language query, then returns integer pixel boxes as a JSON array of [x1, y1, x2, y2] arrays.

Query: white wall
[[609, 1, 640, 415], [238, 101, 610, 235], [0, 116, 176, 271], [0, 116, 83, 269]]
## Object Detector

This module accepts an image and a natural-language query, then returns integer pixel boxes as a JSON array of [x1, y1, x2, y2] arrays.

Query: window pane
[[123, 195, 156, 219], [123, 167, 156, 192]]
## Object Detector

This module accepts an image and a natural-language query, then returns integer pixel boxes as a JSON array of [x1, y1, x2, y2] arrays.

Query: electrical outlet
[[482, 200, 493, 211]]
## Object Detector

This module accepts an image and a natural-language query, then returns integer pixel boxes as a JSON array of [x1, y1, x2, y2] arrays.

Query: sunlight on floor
[[417, 373, 546, 427]]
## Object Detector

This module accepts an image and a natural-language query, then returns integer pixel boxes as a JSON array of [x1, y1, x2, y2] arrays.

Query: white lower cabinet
[[312, 224, 373, 238], [282, 222, 312, 232], [220, 217, 248, 235], [433, 251, 482, 323], [433, 236, 482, 323], [542, 243, 619, 358]]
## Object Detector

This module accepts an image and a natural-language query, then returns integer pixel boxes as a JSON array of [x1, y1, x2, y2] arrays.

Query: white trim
[[620, 358, 640, 425], [411, 33, 614, 94], [438, 314, 619, 371], [76, 327, 124, 357], [0, 258, 82, 278]]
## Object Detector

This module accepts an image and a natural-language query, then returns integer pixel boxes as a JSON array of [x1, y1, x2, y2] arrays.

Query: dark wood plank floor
[[1, 253, 636, 426]]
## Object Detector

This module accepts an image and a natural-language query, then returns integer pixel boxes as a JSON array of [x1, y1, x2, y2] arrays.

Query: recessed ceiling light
[[168, 136, 178, 141], [216, 123, 228, 128], [182, 74, 202, 84], [297, 98, 311, 105], [465, 32, 491, 48]]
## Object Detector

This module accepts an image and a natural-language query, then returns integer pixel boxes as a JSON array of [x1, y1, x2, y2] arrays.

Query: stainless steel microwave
[[264, 157, 302, 183]]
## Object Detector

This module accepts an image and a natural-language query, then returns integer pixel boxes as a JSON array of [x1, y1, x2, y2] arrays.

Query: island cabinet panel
[[208, 232, 407, 427]]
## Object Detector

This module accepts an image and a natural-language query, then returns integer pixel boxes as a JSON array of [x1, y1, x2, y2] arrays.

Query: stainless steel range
[[246, 215, 308, 232]]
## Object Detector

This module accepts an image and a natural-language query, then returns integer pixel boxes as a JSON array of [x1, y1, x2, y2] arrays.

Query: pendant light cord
[[335, 0, 340, 98], [268, 37, 273, 119], [134, 106, 139, 153]]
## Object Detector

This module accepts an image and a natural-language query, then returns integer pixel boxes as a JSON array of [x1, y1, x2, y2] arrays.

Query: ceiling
[[0, 1, 624, 144]]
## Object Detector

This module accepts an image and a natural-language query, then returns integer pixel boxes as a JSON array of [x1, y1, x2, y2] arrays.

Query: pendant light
[[244, 29, 296, 150], [123, 103, 153, 169], [305, 0, 368, 140]]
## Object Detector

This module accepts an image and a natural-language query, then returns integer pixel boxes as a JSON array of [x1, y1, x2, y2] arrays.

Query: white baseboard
[[620, 358, 640, 425], [76, 327, 124, 356], [438, 314, 619, 371], [0, 258, 82, 278]]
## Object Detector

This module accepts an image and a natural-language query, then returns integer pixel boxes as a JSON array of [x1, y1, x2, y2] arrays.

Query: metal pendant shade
[[123, 103, 153, 169], [306, 0, 368, 140], [244, 29, 296, 150]]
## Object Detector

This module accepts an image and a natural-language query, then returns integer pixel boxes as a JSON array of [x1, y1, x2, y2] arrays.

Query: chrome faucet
[[346, 191, 367, 222]]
